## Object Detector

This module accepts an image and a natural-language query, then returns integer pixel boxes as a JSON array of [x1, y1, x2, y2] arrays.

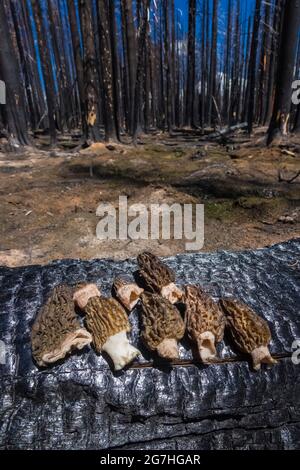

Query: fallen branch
[[200, 122, 248, 141]]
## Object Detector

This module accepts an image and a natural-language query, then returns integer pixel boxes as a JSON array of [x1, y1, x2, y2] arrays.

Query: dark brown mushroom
[[220, 298, 277, 370], [140, 292, 185, 360], [31, 285, 92, 367], [73, 284, 140, 370], [137, 252, 183, 303], [184, 285, 225, 363]]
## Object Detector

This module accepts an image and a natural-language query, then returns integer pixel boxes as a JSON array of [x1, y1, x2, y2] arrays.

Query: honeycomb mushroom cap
[[137, 252, 175, 292], [140, 292, 185, 360], [220, 298, 277, 370], [184, 285, 225, 343], [184, 285, 225, 362], [31, 285, 92, 367], [112, 275, 144, 311], [84, 297, 131, 352], [220, 298, 271, 353]]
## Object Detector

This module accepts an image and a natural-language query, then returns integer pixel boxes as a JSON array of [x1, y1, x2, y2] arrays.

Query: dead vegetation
[[0, 131, 299, 267]]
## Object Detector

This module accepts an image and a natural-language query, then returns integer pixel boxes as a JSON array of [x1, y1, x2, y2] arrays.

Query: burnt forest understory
[[0, 0, 300, 266]]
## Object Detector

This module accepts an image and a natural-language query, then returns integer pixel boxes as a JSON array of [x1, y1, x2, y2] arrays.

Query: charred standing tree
[[264, 0, 285, 126], [121, 0, 137, 132], [98, 0, 119, 142], [32, 0, 57, 144], [0, 1, 29, 146], [164, 0, 172, 132], [200, 0, 207, 129], [208, 0, 218, 127], [268, 0, 300, 144], [132, 0, 150, 140], [224, 0, 232, 124], [294, 104, 300, 133], [79, 0, 101, 142], [246, 0, 261, 135], [185, 0, 196, 128], [67, 0, 87, 137]]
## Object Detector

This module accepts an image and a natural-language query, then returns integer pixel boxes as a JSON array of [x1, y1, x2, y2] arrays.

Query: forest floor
[[0, 128, 300, 267]]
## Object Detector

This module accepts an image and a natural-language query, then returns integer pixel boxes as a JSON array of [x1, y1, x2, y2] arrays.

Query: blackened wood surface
[[0, 240, 300, 449]]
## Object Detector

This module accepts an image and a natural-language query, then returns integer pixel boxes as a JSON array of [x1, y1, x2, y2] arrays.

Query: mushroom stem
[[156, 338, 179, 360], [73, 284, 101, 310], [160, 283, 183, 304], [196, 331, 217, 363], [102, 330, 140, 371], [251, 346, 278, 371], [116, 284, 144, 311], [41, 328, 92, 366]]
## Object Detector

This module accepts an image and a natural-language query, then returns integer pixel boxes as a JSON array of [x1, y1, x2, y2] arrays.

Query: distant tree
[[132, 0, 151, 140], [120, 0, 137, 133], [0, 1, 29, 146], [32, 0, 57, 144], [185, 0, 196, 127], [97, 0, 119, 141], [294, 104, 300, 133], [268, 0, 300, 144], [208, 0, 218, 127], [79, 0, 101, 141], [247, 0, 262, 135]]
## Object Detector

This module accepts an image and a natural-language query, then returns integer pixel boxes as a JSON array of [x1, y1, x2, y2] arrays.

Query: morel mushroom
[[73, 284, 140, 370], [112, 275, 144, 311], [220, 298, 277, 371], [184, 285, 225, 363], [31, 285, 92, 367], [137, 252, 183, 304], [140, 292, 185, 360]]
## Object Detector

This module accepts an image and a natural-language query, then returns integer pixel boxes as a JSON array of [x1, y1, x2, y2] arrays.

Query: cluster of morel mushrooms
[[31, 252, 277, 372]]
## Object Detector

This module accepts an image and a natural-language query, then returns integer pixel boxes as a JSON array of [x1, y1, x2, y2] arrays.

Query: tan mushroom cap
[[184, 285, 225, 363], [220, 298, 277, 370], [140, 292, 185, 360], [84, 296, 131, 352]]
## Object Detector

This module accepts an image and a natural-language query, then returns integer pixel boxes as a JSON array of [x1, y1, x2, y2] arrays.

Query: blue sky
[[174, 0, 256, 32]]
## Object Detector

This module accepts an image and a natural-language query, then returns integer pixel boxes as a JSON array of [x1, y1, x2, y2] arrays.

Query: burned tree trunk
[[121, 0, 137, 133], [132, 0, 150, 140], [268, 0, 300, 144], [97, 0, 119, 142], [208, 0, 218, 127], [79, 0, 101, 142], [185, 0, 196, 128], [294, 104, 300, 133], [246, 0, 261, 135], [0, 1, 29, 147], [32, 0, 57, 145], [67, 0, 87, 137], [164, 0, 172, 132]]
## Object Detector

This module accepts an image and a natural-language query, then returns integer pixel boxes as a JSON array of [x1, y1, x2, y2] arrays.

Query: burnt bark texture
[[97, 0, 119, 141], [185, 0, 196, 128], [0, 240, 300, 449], [246, 0, 261, 134], [0, 1, 29, 146], [268, 0, 300, 144]]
